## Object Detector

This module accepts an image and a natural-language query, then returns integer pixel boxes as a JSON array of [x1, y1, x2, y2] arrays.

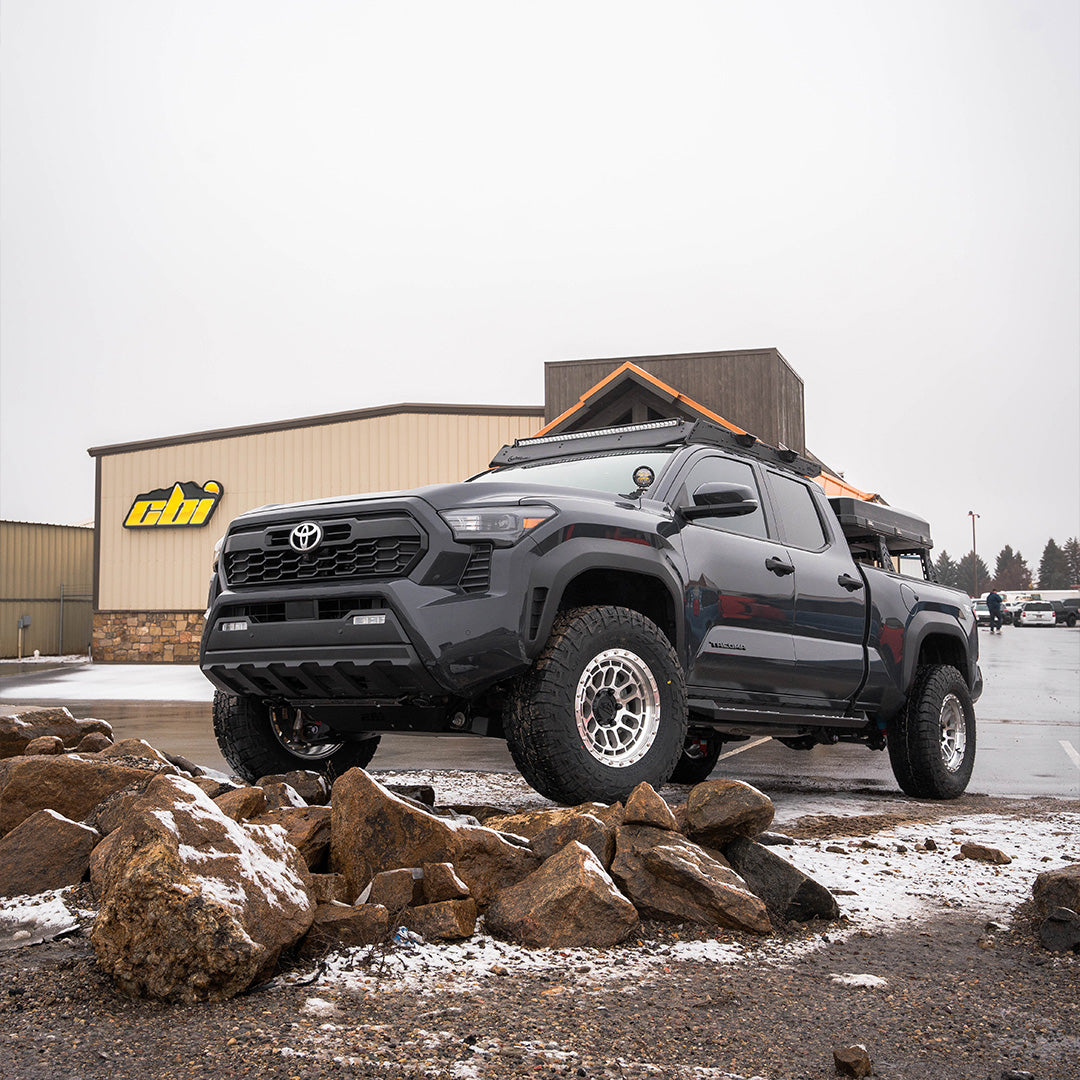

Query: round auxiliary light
[[633, 466, 656, 490]]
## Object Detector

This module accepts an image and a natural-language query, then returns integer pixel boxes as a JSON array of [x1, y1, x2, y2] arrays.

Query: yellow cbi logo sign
[[123, 481, 224, 529]]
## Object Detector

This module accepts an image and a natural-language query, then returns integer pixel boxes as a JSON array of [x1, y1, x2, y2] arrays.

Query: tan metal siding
[[97, 410, 543, 612], [0, 521, 94, 657]]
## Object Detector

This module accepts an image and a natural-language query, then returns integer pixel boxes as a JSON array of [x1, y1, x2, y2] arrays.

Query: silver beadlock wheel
[[939, 692, 967, 772], [574, 647, 661, 767]]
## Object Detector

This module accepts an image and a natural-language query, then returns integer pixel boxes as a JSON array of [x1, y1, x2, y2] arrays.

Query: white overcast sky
[[1, 0, 1077, 570]]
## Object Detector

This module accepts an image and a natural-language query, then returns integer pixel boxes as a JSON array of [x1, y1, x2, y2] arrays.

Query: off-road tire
[[887, 664, 976, 799], [212, 690, 380, 783], [504, 605, 687, 804], [670, 731, 724, 785]]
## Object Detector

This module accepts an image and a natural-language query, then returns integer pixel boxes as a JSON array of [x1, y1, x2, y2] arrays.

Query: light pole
[[968, 510, 980, 596]]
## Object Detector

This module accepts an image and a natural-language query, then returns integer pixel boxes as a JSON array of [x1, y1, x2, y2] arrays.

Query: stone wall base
[[92, 612, 205, 663]]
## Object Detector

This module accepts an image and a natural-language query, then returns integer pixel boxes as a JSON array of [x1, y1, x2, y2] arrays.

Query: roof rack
[[490, 418, 822, 478]]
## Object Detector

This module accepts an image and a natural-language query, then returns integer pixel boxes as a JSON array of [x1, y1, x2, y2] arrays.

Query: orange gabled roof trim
[[534, 359, 882, 503], [533, 361, 749, 438]]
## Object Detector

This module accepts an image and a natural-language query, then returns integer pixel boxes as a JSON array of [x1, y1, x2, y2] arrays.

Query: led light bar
[[515, 418, 682, 447]]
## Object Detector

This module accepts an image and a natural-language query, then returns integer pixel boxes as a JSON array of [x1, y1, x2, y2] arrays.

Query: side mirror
[[682, 482, 759, 521]]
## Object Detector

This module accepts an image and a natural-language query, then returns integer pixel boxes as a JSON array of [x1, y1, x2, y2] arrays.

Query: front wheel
[[212, 691, 380, 783], [887, 665, 976, 799], [504, 606, 687, 804]]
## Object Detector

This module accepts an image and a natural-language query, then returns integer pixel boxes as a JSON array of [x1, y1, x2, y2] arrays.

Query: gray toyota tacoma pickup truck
[[200, 418, 981, 804]]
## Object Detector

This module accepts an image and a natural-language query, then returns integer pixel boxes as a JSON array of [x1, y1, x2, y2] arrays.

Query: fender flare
[[525, 541, 686, 663], [900, 613, 974, 693]]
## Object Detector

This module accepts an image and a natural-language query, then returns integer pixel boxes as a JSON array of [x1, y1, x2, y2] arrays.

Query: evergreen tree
[[956, 551, 992, 597], [993, 545, 1033, 591], [1063, 536, 1080, 587], [933, 550, 960, 588], [1038, 539, 1071, 589]]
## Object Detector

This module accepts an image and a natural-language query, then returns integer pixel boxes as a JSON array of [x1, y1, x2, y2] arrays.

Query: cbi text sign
[[123, 481, 223, 529]]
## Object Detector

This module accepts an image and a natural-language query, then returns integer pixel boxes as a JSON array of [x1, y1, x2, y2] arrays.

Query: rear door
[[672, 452, 799, 700], [762, 470, 867, 707]]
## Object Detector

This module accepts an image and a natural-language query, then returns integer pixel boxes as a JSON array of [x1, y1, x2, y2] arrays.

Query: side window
[[678, 456, 767, 540], [768, 473, 827, 550]]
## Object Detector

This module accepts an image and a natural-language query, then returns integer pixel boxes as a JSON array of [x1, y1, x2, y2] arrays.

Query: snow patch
[[0, 889, 79, 950], [829, 972, 888, 988]]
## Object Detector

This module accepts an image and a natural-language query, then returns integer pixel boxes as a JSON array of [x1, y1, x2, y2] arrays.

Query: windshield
[[469, 449, 678, 495]]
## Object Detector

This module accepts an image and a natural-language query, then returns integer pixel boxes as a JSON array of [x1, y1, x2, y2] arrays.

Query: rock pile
[[0, 706, 845, 1002]]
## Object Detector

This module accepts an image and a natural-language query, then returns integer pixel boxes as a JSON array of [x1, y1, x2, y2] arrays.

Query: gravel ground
[[2, 796, 1077, 1080]]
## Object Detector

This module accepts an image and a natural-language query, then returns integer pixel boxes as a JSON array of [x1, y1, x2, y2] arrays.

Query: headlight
[[439, 506, 555, 546]]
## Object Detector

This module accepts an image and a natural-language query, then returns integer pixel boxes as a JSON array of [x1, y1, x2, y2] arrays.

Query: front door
[[673, 453, 799, 701]]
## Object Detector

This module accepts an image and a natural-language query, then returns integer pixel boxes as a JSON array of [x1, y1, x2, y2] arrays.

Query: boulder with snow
[[722, 836, 839, 923], [257, 770, 330, 806], [330, 768, 539, 904], [0, 707, 112, 759], [685, 779, 774, 846], [0, 809, 101, 897], [483, 802, 624, 839], [364, 867, 424, 910], [486, 841, 638, 948], [91, 773, 314, 1002], [91, 738, 176, 769], [23, 736, 65, 756], [250, 806, 331, 870], [421, 861, 470, 904], [611, 825, 771, 933], [0, 754, 170, 837]]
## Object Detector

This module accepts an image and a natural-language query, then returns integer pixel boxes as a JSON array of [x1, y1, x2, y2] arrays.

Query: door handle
[[765, 557, 795, 576], [838, 573, 864, 591]]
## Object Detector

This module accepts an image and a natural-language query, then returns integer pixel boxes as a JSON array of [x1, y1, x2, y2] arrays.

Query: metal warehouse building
[[88, 349, 858, 662]]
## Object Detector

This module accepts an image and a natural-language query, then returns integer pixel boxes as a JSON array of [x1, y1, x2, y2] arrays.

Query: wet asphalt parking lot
[[1, 624, 1077, 801]]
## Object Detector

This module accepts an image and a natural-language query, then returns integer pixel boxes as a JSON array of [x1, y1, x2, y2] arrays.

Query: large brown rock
[[685, 779, 774, 846], [23, 736, 65, 756], [486, 841, 638, 947], [402, 898, 477, 941], [92, 738, 175, 769], [530, 813, 615, 869], [0, 754, 168, 838], [330, 769, 539, 904], [422, 862, 470, 904], [0, 809, 101, 897], [214, 786, 269, 822], [91, 774, 314, 1002], [1033, 863, 1080, 916], [365, 867, 423, 910], [0, 707, 112, 758], [249, 806, 331, 870], [299, 902, 389, 958], [611, 825, 771, 933], [623, 782, 679, 830], [722, 836, 839, 923], [258, 771, 330, 806], [484, 803, 623, 839]]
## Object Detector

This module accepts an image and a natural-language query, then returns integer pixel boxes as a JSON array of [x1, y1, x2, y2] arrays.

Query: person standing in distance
[[986, 588, 1004, 633]]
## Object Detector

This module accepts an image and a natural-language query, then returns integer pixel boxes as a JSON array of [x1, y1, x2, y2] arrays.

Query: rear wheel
[[504, 605, 687, 804], [670, 731, 724, 784], [212, 691, 380, 783], [887, 665, 975, 799]]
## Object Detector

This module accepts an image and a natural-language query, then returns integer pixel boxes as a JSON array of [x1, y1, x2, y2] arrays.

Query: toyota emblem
[[289, 521, 323, 552]]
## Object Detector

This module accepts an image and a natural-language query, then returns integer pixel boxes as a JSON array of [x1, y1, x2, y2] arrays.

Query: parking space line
[[1061, 740, 1080, 771], [717, 735, 772, 762]]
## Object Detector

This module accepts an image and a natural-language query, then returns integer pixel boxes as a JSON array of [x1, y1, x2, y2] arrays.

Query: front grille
[[218, 597, 378, 623], [459, 544, 493, 593], [223, 515, 425, 588]]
